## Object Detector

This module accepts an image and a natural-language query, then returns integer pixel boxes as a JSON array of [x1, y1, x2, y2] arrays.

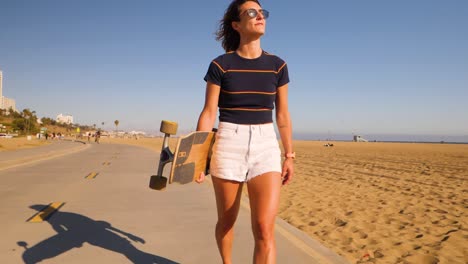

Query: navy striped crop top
[[204, 50, 289, 124]]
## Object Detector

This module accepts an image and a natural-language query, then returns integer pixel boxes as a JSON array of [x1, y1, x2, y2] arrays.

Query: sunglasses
[[242, 8, 270, 19]]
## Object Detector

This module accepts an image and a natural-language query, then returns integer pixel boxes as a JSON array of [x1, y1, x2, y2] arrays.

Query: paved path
[[0, 142, 349, 263]]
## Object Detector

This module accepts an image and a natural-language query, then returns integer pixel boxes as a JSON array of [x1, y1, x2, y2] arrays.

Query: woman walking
[[196, 1, 294, 263]]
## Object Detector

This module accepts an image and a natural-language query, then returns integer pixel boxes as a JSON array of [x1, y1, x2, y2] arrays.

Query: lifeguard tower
[[353, 135, 368, 142]]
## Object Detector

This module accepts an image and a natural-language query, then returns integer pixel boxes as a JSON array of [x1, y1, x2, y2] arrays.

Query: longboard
[[169, 131, 216, 184]]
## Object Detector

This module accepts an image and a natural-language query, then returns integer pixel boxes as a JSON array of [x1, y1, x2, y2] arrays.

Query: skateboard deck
[[169, 131, 216, 184]]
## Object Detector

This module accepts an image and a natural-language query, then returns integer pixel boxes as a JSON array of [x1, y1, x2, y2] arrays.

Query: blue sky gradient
[[1, 0, 467, 141]]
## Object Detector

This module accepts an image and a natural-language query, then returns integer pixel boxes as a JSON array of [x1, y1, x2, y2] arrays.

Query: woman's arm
[[275, 83, 294, 185], [276, 84, 293, 154], [197, 81, 220, 132], [195, 81, 220, 183]]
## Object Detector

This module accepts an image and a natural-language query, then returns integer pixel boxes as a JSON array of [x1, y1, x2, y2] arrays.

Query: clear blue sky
[[1, 0, 467, 140]]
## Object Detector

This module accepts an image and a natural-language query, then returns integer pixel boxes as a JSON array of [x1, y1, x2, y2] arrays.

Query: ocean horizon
[[292, 132, 468, 144]]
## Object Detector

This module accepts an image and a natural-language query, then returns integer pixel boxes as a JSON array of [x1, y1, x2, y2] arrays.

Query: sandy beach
[[99, 137, 467, 263], [0, 137, 50, 151], [280, 141, 467, 264]]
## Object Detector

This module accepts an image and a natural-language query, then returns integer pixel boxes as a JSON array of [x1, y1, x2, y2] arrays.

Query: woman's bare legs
[[212, 176, 244, 264], [247, 172, 282, 264]]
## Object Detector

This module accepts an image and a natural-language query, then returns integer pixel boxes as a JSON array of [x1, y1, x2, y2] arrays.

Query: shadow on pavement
[[18, 204, 178, 264]]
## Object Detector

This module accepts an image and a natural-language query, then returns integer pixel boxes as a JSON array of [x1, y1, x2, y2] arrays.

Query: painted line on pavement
[[26, 202, 65, 223], [85, 172, 99, 179]]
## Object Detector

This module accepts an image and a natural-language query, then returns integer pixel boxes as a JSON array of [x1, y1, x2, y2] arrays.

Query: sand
[[0, 137, 50, 151], [6, 136, 468, 263], [280, 141, 468, 264]]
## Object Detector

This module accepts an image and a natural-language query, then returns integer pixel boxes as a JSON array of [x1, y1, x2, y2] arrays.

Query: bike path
[[0, 143, 349, 264]]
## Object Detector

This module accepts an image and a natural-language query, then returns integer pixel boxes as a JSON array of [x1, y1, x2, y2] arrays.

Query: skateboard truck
[[149, 120, 178, 191]]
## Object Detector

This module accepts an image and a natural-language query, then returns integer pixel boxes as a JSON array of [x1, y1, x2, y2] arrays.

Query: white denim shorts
[[210, 122, 282, 182]]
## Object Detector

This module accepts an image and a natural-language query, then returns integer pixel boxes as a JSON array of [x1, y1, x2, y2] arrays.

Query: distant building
[[2, 97, 16, 112], [130, 131, 146, 136], [56, 114, 74, 125], [0, 70, 17, 112]]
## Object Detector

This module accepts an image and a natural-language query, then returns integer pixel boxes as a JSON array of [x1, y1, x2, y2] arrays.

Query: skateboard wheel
[[149, 175, 168, 191], [160, 120, 178, 135]]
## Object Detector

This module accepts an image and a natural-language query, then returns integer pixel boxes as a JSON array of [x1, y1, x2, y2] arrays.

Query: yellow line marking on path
[[102, 162, 111, 165], [27, 202, 65, 223], [85, 172, 99, 179]]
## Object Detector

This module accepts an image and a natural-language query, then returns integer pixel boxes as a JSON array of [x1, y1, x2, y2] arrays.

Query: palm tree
[[114, 120, 119, 134]]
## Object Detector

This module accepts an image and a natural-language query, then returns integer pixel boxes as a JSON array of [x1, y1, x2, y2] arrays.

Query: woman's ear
[[231, 21, 240, 32]]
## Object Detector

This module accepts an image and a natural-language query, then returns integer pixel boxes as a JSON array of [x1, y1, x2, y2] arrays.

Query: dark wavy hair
[[216, 0, 261, 52]]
